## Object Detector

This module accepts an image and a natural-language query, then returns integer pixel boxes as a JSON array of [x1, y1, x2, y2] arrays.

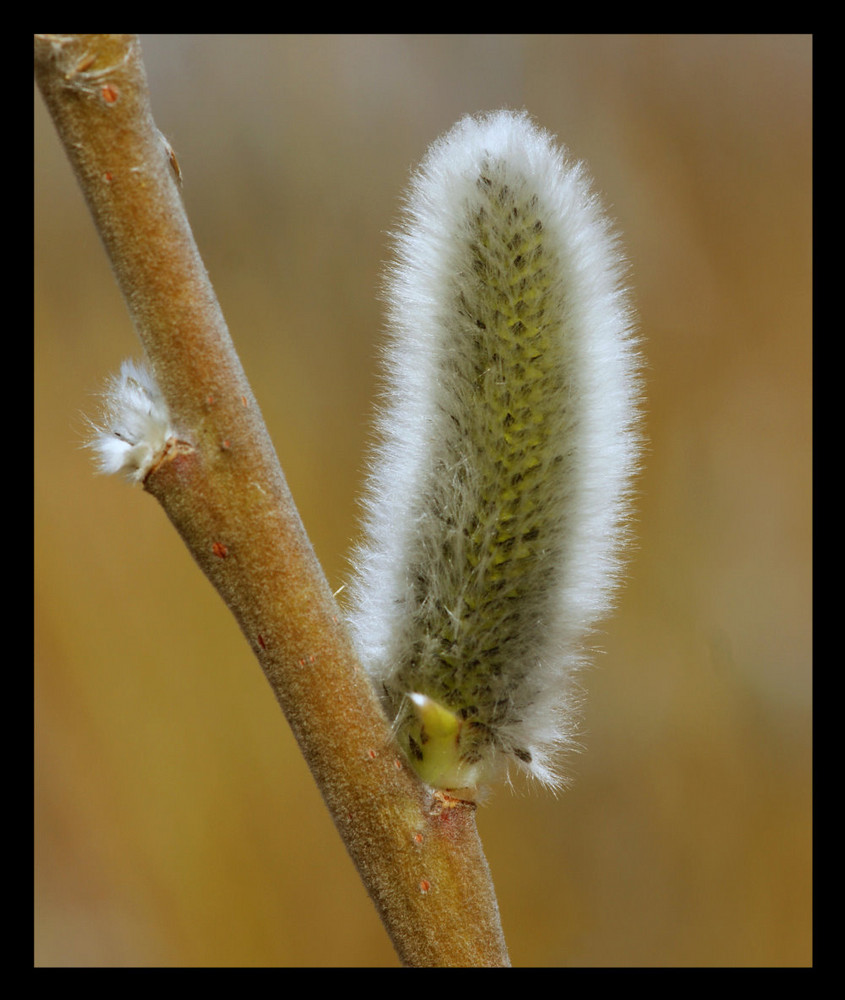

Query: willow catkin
[[87, 358, 176, 483], [346, 111, 641, 793]]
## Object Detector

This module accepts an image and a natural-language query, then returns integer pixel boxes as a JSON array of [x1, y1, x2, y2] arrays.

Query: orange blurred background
[[34, 35, 811, 967]]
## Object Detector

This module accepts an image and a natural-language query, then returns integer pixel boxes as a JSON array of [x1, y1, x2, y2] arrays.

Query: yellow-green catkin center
[[391, 163, 573, 788]]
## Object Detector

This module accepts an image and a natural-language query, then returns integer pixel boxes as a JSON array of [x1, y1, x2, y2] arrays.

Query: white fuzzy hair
[[87, 358, 175, 484]]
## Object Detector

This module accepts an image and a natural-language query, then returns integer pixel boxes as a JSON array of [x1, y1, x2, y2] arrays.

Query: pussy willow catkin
[[87, 358, 175, 483], [347, 110, 640, 792]]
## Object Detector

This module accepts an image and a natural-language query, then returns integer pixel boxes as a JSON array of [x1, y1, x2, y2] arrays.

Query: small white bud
[[87, 359, 175, 483], [347, 111, 641, 792]]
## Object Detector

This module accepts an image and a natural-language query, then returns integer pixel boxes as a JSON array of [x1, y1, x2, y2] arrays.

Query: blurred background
[[34, 35, 811, 967]]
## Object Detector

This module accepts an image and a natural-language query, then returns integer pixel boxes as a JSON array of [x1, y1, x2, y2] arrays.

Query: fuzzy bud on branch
[[87, 359, 188, 483], [347, 110, 641, 793]]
